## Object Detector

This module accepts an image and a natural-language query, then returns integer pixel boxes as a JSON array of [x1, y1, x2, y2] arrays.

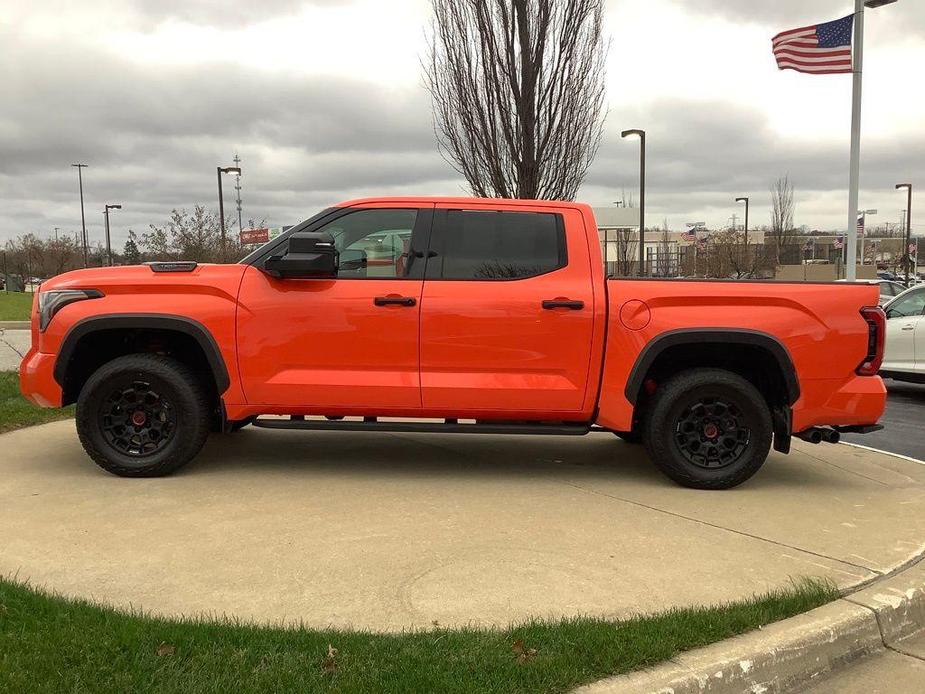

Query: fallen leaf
[[512, 639, 537, 663], [155, 642, 176, 657], [322, 643, 339, 673]]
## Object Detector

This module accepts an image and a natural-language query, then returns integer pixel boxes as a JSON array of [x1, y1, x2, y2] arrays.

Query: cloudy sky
[[2, 0, 924, 248]]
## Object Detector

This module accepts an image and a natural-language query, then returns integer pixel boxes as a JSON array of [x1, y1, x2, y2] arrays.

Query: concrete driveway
[[2, 422, 925, 631]]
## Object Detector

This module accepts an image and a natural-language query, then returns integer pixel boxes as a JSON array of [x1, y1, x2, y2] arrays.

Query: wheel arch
[[54, 314, 230, 406]]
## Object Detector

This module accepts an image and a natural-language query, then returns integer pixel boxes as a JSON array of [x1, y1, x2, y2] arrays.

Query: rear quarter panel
[[597, 279, 885, 432]]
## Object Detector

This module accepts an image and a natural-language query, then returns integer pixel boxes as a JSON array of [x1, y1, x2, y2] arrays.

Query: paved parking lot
[[3, 421, 925, 631], [842, 379, 925, 460]]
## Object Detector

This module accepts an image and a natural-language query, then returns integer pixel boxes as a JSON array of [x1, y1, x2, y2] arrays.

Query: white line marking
[[838, 441, 925, 466]]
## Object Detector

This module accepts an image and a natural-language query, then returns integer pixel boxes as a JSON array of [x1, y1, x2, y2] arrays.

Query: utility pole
[[729, 213, 739, 230], [71, 163, 89, 268], [54, 227, 59, 242]]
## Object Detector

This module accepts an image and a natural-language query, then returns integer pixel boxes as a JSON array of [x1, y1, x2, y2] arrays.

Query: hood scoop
[[144, 261, 198, 273]]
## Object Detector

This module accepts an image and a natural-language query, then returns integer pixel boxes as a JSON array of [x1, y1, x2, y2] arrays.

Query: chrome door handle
[[902, 324, 916, 331]]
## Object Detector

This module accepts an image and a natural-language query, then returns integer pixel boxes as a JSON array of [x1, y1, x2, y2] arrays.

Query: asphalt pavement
[[841, 378, 925, 461]]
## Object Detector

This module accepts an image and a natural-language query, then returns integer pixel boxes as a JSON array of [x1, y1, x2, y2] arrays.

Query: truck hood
[[39, 263, 249, 297]]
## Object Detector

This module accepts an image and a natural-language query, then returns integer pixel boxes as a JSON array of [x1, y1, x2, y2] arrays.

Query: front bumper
[[19, 348, 63, 408]]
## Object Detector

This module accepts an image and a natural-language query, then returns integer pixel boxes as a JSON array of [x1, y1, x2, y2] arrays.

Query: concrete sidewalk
[[0, 328, 28, 371], [3, 422, 925, 631]]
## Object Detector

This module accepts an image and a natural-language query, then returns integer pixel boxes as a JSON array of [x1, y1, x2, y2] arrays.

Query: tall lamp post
[[735, 196, 750, 259], [217, 165, 242, 262], [103, 204, 121, 267], [621, 129, 646, 276], [896, 184, 913, 285], [71, 163, 89, 268]]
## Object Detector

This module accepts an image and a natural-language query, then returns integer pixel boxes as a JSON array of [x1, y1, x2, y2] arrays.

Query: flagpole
[[845, 0, 864, 282]]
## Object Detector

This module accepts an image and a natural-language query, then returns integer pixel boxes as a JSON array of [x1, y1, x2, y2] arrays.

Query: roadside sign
[[240, 227, 286, 245], [240, 228, 269, 245]]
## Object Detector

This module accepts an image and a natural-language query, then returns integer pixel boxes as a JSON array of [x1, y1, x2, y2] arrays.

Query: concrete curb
[[0, 321, 30, 330], [575, 561, 925, 694]]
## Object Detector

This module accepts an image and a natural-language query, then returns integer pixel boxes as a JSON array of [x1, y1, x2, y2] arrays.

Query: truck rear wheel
[[76, 354, 211, 477], [643, 368, 772, 489]]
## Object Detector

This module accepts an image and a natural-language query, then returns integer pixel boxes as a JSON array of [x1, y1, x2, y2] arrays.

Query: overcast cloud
[[2, 0, 923, 249]]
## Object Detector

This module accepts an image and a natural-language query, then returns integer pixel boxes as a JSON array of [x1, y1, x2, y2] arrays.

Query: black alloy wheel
[[99, 380, 177, 456], [674, 397, 750, 469]]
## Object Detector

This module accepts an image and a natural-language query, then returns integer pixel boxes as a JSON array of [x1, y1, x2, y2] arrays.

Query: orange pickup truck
[[20, 197, 887, 488]]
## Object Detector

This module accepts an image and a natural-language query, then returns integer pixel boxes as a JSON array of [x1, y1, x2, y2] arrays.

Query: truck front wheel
[[75, 354, 212, 477], [643, 368, 772, 490]]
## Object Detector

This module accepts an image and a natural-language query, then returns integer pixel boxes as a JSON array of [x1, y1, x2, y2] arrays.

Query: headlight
[[38, 289, 103, 331]]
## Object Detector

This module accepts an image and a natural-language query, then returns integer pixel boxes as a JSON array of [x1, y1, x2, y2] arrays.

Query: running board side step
[[252, 417, 592, 436]]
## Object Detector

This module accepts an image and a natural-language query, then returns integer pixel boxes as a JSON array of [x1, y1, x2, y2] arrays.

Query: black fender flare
[[623, 328, 800, 405], [54, 314, 230, 393]]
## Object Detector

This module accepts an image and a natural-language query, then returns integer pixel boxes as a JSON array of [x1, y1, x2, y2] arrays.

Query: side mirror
[[263, 232, 338, 279]]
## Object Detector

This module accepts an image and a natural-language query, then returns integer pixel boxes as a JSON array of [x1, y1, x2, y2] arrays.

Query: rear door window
[[427, 210, 566, 280]]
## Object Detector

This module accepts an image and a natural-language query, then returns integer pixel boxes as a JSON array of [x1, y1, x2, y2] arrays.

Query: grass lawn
[[0, 577, 837, 694], [0, 371, 74, 434], [0, 291, 34, 321]]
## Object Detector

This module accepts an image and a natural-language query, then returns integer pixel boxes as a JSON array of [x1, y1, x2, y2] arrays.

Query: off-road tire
[[643, 368, 772, 490], [76, 354, 211, 477]]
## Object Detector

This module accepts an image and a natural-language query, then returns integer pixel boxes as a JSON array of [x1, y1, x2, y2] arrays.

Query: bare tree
[[769, 174, 796, 262], [424, 0, 607, 200]]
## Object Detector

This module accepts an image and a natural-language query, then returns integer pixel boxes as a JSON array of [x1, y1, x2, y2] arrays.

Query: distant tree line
[[2, 206, 261, 282]]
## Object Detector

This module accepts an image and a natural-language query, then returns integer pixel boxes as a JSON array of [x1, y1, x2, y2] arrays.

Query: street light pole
[[897, 183, 913, 285], [621, 129, 646, 276], [103, 204, 121, 267], [71, 163, 89, 268], [736, 196, 749, 257], [217, 165, 242, 263]]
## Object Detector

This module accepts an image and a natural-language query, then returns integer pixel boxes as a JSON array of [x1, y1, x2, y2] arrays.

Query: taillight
[[856, 306, 886, 376]]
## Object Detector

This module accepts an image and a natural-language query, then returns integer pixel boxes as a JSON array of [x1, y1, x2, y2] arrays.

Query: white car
[[837, 279, 906, 305], [880, 285, 925, 383]]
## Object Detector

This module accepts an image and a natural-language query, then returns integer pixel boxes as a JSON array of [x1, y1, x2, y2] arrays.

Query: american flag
[[857, 214, 865, 237], [773, 15, 854, 75], [681, 229, 697, 242], [833, 237, 844, 250]]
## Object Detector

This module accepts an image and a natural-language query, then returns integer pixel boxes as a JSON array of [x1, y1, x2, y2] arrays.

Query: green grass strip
[[0, 292, 34, 321], [0, 371, 74, 434], [0, 577, 837, 694]]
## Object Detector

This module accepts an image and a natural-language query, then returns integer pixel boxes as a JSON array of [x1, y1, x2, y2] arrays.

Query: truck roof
[[334, 196, 592, 212]]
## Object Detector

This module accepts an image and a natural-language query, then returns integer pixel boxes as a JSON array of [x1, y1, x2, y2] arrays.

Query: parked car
[[20, 197, 887, 489], [880, 284, 925, 384], [838, 278, 906, 305]]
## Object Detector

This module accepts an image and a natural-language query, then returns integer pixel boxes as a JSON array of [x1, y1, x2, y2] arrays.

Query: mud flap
[[772, 406, 792, 455]]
